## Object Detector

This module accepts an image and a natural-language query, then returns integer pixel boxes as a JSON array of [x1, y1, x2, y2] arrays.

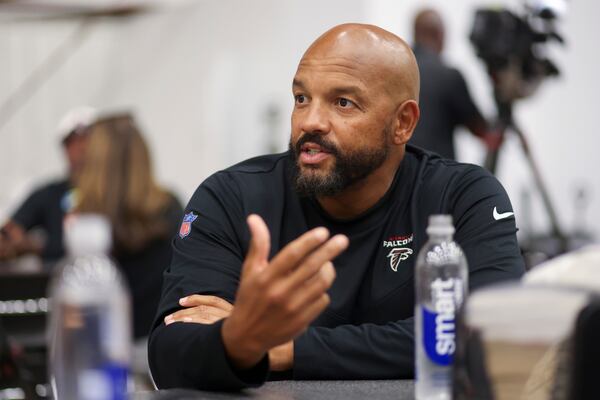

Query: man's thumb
[[245, 214, 270, 267]]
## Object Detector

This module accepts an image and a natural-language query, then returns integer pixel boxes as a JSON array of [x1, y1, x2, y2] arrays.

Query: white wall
[[366, 0, 599, 241], [0, 0, 364, 221], [1, 0, 598, 243]]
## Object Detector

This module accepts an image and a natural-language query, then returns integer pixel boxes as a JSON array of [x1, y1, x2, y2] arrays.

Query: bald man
[[410, 9, 500, 160], [149, 24, 524, 390]]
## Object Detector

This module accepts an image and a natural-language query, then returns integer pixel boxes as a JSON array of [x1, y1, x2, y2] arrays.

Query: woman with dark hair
[[75, 113, 182, 342]]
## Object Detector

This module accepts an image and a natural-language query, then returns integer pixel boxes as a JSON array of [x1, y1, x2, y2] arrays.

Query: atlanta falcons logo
[[387, 248, 413, 272]]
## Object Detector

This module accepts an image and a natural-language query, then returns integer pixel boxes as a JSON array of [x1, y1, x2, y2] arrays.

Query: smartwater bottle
[[48, 214, 131, 400], [415, 215, 468, 400]]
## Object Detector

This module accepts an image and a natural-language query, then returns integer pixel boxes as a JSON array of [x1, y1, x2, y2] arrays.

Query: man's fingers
[[165, 312, 224, 325], [286, 234, 347, 289], [179, 295, 233, 311], [308, 261, 336, 288], [172, 315, 220, 325], [244, 214, 271, 271], [165, 304, 231, 325], [297, 293, 331, 328], [287, 261, 336, 312], [268, 227, 330, 277]]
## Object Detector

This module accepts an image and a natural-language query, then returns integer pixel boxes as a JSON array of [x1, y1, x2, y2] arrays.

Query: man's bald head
[[290, 23, 421, 201], [299, 23, 420, 102], [414, 9, 445, 54]]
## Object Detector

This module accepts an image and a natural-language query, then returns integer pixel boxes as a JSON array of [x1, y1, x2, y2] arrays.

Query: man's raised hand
[[221, 214, 348, 370]]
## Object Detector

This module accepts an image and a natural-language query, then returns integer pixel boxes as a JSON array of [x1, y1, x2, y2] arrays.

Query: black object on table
[[0, 258, 51, 398], [133, 380, 414, 400]]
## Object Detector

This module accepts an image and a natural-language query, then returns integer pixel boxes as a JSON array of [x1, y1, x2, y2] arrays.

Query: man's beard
[[289, 128, 390, 197]]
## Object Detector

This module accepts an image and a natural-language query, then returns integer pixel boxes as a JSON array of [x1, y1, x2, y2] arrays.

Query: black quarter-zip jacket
[[148, 145, 525, 390]]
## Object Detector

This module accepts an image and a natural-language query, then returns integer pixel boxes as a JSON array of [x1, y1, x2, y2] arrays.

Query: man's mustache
[[294, 133, 339, 156]]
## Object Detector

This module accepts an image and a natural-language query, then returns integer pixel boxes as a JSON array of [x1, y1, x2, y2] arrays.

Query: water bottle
[[415, 215, 468, 400], [48, 214, 131, 400]]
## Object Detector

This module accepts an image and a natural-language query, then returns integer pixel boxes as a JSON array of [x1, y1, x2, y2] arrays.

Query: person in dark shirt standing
[[0, 107, 97, 262], [409, 8, 500, 160], [148, 23, 524, 390]]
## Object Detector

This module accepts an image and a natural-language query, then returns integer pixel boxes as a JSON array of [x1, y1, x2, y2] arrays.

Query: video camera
[[470, 0, 566, 103], [469, 1, 575, 261]]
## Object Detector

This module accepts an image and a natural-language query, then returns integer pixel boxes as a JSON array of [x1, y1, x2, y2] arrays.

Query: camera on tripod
[[467, 1, 577, 267], [469, 0, 566, 104]]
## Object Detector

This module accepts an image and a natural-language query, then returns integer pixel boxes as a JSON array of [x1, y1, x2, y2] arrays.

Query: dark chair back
[[0, 270, 50, 398]]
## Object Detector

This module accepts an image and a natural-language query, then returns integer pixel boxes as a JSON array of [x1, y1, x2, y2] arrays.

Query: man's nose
[[300, 102, 330, 134]]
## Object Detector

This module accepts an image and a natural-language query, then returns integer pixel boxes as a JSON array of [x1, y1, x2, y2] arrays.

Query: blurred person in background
[[0, 106, 97, 262], [74, 113, 182, 378], [409, 8, 501, 160]]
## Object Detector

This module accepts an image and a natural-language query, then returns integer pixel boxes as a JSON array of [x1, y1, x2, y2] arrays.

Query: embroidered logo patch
[[383, 234, 414, 272], [179, 212, 198, 239], [387, 248, 414, 272]]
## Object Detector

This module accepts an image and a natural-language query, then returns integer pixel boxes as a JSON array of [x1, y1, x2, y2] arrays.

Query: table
[[134, 380, 414, 400]]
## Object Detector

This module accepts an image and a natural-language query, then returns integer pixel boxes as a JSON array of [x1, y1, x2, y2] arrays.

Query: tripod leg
[[482, 109, 510, 174], [510, 121, 568, 252], [484, 148, 500, 174]]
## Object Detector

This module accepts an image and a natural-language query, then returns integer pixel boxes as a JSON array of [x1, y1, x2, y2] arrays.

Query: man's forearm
[[163, 295, 294, 373], [293, 319, 415, 380], [148, 320, 269, 390]]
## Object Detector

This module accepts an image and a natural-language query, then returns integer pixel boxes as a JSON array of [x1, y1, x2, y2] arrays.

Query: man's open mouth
[[301, 143, 330, 154], [299, 142, 332, 164]]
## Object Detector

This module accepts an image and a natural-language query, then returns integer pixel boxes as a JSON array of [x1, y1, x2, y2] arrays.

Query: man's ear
[[392, 100, 420, 145]]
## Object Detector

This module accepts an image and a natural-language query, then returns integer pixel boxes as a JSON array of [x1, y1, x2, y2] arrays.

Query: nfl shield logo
[[179, 212, 198, 239]]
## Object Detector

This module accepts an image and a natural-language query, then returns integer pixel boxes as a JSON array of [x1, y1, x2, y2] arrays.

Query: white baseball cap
[[57, 106, 98, 144]]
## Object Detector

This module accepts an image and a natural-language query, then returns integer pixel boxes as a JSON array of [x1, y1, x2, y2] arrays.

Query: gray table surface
[[133, 380, 414, 400]]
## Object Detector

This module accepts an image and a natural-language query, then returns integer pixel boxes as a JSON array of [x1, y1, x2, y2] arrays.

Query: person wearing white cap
[[0, 106, 98, 262]]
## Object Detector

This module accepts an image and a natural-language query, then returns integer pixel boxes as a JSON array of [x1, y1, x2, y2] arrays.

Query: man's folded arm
[[291, 257, 522, 381], [292, 260, 522, 381], [148, 319, 269, 390], [294, 318, 414, 379]]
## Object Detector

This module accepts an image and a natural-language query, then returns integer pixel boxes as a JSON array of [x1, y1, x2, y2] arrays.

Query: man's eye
[[295, 95, 307, 104], [337, 98, 354, 108]]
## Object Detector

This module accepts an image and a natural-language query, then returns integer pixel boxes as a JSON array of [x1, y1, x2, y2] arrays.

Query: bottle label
[[104, 363, 128, 400], [422, 277, 463, 366], [78, 363, 128, 400]]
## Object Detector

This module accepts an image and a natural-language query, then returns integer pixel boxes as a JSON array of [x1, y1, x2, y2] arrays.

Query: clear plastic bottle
[[415, 215, 468, 400], [48, 214, 131, 400]]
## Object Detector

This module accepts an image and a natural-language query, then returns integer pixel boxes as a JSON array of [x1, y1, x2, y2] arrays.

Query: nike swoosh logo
[[493, 207, 514, 220]]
